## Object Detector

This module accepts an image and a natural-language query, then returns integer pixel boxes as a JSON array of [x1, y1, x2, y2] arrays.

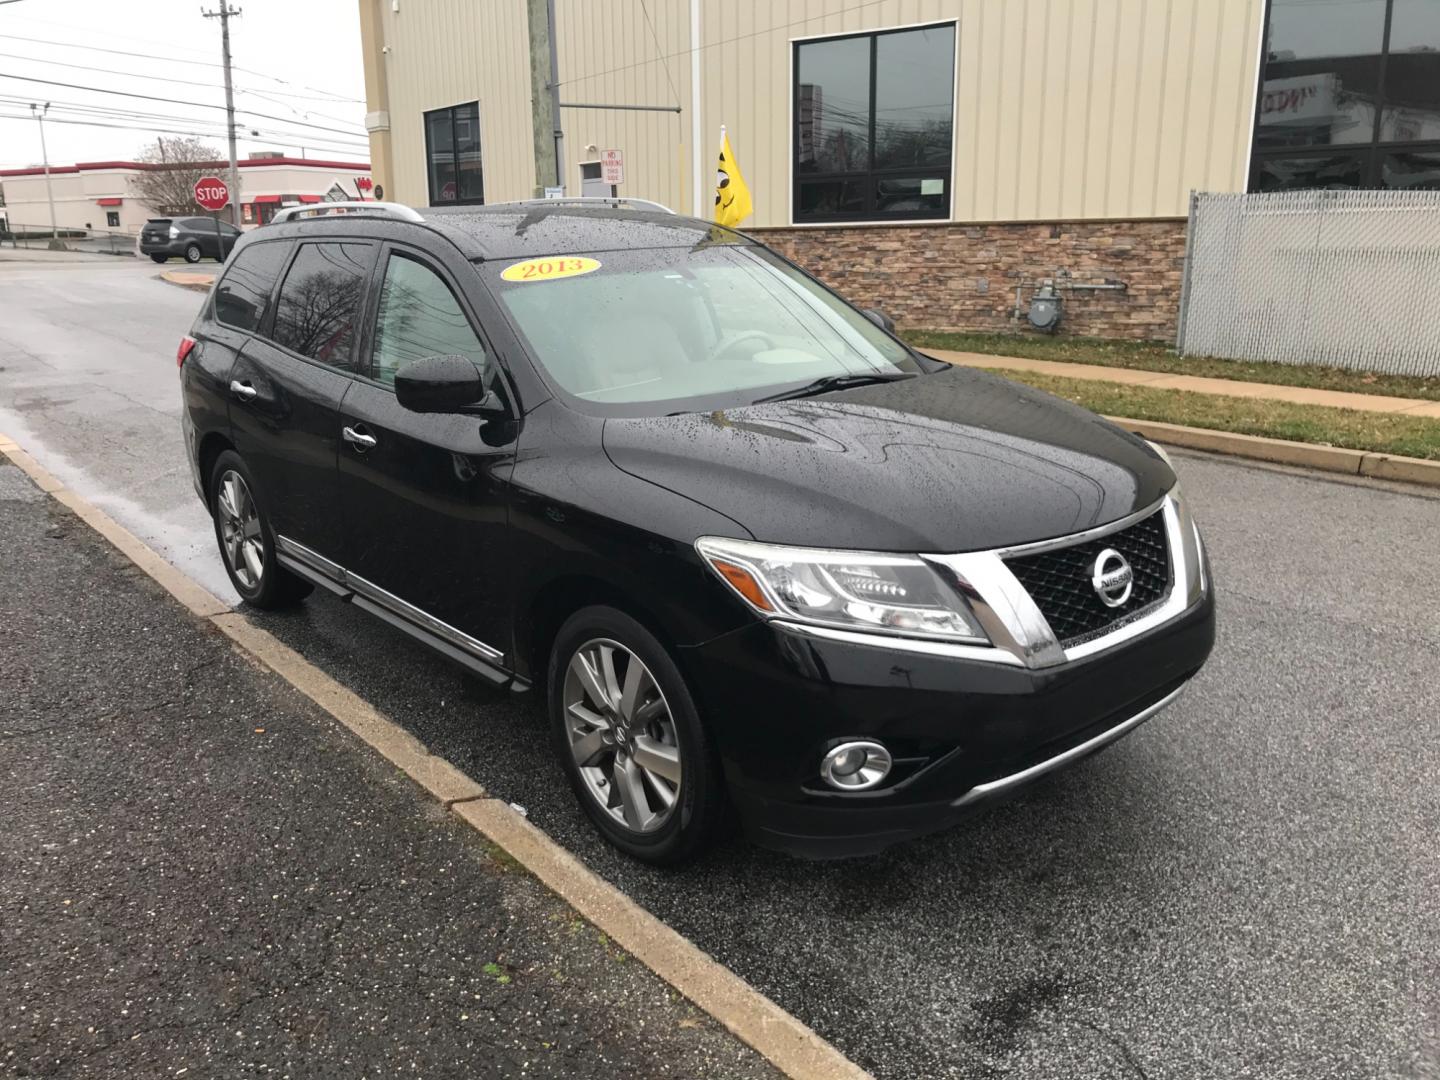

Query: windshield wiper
[[751, 371, 915, 404]]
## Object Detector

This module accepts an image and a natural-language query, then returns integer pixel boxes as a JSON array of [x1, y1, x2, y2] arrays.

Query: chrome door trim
[[275, 533, 344, 580], [274, 533, 505, 665], [345, 571, 505, 663], [952, 683, 1185, 807]]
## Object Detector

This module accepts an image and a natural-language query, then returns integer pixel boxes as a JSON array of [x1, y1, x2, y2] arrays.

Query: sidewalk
[[0, 458, 780, 1080], [927, 349, 1440, 419]]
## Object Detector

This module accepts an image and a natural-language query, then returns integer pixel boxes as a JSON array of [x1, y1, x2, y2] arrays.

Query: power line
[[0, 49, 368, 123], [0, 111, 370, 157], [558, 0, 891, 88], [0, 31, 365, 102], [636, 0, 681, 108], [0, 94, 369, 150], [0, 74, 367, 138]]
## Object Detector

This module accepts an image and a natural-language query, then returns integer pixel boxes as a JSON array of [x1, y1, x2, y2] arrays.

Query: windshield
[[482, 243, 921, 414]]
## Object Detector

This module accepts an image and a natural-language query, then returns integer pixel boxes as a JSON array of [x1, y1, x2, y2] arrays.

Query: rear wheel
[[149, 253, 168, 264], [184, 243, 202, 263], [549, 606, 726, 864], [208, 450, 312, 609]]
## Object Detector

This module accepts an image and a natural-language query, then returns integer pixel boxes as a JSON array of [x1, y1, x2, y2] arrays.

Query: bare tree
[[129, 136, 224, 215]]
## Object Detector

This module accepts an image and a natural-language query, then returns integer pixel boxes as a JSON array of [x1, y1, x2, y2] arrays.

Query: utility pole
[[29, 102, 60, 248], [525, 0, 561, 196], [202, 0, 243, 226]]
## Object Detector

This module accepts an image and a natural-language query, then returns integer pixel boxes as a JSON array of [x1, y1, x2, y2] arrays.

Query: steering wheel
[[709, 330, 776, 365]]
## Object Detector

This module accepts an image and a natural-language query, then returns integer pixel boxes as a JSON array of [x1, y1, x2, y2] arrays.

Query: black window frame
[[424, 101, 485, 207], [1248, 0, 1440, 192], [791, 21, 956, 225]]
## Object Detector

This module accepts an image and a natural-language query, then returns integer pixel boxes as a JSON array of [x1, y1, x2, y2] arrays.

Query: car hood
[[600, 365, 1174, 553]]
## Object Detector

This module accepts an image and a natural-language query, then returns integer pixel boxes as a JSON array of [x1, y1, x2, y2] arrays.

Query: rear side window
[[370, 253, 486, 385], [270, 242, 374, 369], [213, 240, 290, 332]]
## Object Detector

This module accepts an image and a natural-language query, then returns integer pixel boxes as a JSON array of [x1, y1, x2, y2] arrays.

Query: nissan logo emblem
[[1091, 548, 1134, 608]]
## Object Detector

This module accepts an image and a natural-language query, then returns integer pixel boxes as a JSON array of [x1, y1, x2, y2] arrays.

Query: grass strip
[[905, 329, 1440, 402], [988, 369, 1440, 461]]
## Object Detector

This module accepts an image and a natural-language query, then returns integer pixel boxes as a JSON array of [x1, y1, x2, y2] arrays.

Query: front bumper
[[684, 589, 1213, 858], [682, 490, 1216, 858]]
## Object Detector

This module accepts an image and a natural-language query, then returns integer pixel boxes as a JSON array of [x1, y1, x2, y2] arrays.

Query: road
[[3, 257, 1439, 1079]]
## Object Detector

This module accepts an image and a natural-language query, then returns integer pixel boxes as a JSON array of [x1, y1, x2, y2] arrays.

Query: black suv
[[178, 200, 1214, 864], [142, 216, 241, 264]]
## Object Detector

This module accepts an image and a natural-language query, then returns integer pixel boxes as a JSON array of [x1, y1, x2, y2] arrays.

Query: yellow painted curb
[[0, 431, 873, 1080], [454, 800, 872, 1080]]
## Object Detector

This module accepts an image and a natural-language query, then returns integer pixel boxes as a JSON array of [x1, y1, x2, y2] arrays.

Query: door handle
[[229, 379, 257, 400], [342, 425, 377, 450]]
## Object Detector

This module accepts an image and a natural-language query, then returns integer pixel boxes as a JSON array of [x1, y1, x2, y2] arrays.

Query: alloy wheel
[[562, 638, 682, 833], [216, 469, 264, 590]]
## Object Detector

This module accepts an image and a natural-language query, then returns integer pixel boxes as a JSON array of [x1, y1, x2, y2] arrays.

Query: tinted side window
[[270, 242, 374, 369], [371, 254, 486, 385], [213, 240, 291, 332]]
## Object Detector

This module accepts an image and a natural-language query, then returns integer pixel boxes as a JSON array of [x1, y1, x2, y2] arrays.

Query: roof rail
[[491, 196, 677, 215], [271, 200, 424, 224]]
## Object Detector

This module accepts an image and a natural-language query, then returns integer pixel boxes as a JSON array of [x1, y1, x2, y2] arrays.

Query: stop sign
[[194, 176, 229, 211]]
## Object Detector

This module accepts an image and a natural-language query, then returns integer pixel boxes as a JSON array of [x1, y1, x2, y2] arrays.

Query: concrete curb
[[0, 433, 873, 1080], [933, 349, 1440, 418], [158, 269, 215, 292], [1111, 416, 1440, 487]]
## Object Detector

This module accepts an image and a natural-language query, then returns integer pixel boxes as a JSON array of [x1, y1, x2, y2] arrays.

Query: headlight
[[695, 537, 987, 643]]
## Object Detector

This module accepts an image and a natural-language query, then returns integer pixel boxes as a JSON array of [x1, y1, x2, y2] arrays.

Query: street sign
[[600, 150, 624, 186], [194, 176, 229, 212]]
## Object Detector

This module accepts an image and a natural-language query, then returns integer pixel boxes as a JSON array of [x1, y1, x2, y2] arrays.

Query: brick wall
[[748, 218, 1189, 343]]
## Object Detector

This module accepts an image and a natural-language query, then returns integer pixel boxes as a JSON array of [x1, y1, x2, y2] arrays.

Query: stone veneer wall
[[748, 218, 1189, 343]]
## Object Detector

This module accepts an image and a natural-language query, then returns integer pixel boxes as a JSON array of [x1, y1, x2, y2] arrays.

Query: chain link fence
[[1177, 189, 1440, 378]]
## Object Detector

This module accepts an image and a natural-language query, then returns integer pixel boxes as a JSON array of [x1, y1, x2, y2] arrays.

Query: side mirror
[[394, 354, 499, 414], [861, 308, 896, 334]]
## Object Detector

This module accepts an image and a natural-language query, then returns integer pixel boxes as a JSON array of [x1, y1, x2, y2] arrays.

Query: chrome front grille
[[1003, 508, 1172, 644]]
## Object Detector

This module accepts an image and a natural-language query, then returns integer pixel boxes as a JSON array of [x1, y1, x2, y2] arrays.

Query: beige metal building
[[357, 0, 1440, 340]]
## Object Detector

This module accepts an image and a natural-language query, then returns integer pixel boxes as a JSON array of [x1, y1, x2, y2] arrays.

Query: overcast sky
[[0, 0, 368, 169]]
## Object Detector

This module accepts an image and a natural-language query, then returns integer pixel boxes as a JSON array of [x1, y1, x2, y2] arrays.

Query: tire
[[208, 450, 313, 610], [184, 243, 202, 263], [549, 606, 726, 865], [149, 253, 168, 264]]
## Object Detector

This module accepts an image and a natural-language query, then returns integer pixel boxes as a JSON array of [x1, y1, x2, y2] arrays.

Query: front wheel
[[184, 243, 202, 263], [549, 606, 727, 865], [208, 450, 312, 609]]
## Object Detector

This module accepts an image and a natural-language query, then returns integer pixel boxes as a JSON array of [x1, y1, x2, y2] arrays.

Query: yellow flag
[[714, 127, 753, 228]]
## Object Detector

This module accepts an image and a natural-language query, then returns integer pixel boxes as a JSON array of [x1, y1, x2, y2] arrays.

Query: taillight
[[176, 336, 197, 368]]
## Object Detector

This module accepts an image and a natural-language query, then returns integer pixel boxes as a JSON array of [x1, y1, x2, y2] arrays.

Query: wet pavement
[[0, 460, 780, 1080]]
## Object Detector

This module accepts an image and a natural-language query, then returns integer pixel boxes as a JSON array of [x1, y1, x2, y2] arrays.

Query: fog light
[[820, 741, 893, 791]]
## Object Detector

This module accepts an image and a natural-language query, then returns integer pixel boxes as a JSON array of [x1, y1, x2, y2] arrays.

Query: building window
[[793, 23, 955, 223], [1250, 0, 1440, 191], [425, 102, 484, 206], [105, 211, 120, 228]]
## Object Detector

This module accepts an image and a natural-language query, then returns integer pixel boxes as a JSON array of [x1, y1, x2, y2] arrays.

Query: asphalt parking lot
[[3, 258, 1439, 1078]]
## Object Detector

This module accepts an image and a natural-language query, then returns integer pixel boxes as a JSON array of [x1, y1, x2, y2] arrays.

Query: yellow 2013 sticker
[[500, 255, 601, 283]]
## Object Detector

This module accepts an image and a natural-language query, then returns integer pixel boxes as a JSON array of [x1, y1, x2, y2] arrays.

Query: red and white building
[[0, 155, 373, 235]]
